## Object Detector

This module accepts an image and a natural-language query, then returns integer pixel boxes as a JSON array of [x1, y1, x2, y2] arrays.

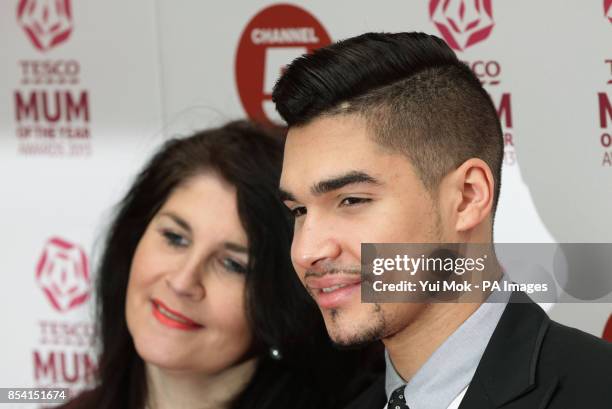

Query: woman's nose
[[164, 258, 205, 301]]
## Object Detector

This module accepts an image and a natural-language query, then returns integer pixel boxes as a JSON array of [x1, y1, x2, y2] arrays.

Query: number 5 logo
[[262, 47, 307, 124], [235, 4, 331, 126]]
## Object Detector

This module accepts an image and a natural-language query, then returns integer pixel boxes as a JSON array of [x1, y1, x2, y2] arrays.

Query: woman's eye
[[220, 258, 247, 274], [290, 206, 307, 218], [162, 230, 189, 248], [340, 197, 371, 207]]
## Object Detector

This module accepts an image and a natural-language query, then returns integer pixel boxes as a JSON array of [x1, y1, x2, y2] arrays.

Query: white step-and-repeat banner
[[1, 0, 611, 402]]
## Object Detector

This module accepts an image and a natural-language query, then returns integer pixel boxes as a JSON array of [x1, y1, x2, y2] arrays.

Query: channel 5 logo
[[429, 0, 494, 51], [17, 0, 73, 52], [35, 237, 90, 312], [235, 4, 331, 126]]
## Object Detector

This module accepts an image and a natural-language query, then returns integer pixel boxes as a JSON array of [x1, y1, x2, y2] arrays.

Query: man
[[273, 32, 612, 409]]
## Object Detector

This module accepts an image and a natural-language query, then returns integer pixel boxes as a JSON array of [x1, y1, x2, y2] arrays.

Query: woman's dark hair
[[62, 120, 380, 409]]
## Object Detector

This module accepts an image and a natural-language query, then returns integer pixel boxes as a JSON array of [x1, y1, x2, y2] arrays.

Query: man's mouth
[[306, 275, 362, 309], [321, 283, 352, 293]]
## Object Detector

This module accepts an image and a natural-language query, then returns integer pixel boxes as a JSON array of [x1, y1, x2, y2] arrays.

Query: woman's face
[[126, 173, 252, 374]]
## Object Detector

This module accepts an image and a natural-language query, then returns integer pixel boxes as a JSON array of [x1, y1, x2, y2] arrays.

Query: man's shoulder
[[530, 318, 612, 407], [503, 292, 612, 367], [539, 317, 612, 379], [546, 318, 612, 356], [470, 295, 612, 408]]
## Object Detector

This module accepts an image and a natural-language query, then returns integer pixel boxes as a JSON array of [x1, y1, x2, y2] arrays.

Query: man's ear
[[445, 158, 495, 233]]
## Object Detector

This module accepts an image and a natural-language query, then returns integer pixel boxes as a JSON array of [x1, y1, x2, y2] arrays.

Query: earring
[[269, 346, 282, 360]]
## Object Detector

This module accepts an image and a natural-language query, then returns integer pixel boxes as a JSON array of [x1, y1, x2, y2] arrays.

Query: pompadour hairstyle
[[272, 32, 504, 212]]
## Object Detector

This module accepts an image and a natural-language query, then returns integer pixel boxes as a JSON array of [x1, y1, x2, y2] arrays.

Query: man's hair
[[272, 32, 504, 212]]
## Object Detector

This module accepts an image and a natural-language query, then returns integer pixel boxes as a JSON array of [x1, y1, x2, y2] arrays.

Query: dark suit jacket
[[344, 292, 612, 409]]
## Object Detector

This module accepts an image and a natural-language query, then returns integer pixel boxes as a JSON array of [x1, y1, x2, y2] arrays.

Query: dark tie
[[387, 385, 409, 409]]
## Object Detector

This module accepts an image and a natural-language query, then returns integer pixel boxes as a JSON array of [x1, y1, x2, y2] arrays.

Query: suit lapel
[[459, 291, 557, 409]]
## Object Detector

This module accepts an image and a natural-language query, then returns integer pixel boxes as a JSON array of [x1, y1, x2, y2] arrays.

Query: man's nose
[[291, 212, 342, 271]]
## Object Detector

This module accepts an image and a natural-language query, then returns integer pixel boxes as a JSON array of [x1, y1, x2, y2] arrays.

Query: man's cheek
[[303, 282, 315, 298]]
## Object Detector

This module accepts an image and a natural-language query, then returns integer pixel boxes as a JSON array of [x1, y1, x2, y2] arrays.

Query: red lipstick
[[151, 299, 203, 331]]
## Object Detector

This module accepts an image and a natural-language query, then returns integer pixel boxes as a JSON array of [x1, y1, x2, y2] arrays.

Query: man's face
[[280, 114, 444, 346]]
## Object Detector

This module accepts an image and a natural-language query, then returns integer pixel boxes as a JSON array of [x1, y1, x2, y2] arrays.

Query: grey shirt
[[384, 280, 511, 409]]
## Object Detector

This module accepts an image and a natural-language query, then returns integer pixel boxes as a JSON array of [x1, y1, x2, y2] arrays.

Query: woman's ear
[[446, 158, 495, 233]]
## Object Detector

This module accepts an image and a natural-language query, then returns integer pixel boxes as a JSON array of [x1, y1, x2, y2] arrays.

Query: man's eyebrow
[[278, 171, 382, 202], [278, 188, 296, 202], [312, 171, 382, 196], [159, 212, 191, 233]]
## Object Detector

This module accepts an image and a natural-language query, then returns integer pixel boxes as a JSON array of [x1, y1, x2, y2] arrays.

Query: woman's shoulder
[[233, 343, 385, 409]]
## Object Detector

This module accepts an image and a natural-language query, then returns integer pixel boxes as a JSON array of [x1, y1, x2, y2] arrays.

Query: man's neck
[[383, 302, 481, 382], [145, 357, 257, 409]]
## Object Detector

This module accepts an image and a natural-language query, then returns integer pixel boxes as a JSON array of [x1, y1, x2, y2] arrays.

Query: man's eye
[[162, 230, 189, 248], [290, 206, 307, 218], [340, 197, 371, 206], [220, 258, 248, 274]]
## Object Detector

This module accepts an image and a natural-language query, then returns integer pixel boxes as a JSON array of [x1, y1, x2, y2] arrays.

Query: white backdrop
[[1, 0, 611, 403]]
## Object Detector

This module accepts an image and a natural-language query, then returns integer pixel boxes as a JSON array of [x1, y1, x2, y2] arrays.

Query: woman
[[61, 120, 379, 409]]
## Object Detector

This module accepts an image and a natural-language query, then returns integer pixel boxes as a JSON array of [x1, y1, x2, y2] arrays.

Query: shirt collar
[[385, 275, 511, 409]]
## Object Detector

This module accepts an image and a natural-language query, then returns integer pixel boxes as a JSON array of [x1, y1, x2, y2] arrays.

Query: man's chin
[[329, 335, 377, 350], [323, 313, 385, 349]]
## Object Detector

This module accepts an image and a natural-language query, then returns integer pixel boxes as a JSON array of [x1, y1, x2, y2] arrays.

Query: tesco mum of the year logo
[[429, 0, 494, 51], [17, 0, 73, 52], [235, 4, 331, 126], [605, 0, 612, 23], [36, 237, 90, 312]]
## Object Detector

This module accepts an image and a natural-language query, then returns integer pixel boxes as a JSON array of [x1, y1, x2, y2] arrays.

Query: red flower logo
[[429, 0, 494, 51], [35, 237, 90, 312], [17, 0, 73, 52], [605, 0, 612, 24]]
